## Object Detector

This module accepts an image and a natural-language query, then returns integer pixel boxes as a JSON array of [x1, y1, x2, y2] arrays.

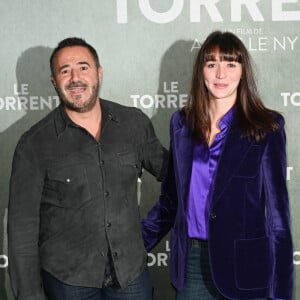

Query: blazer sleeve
[[262, 117, 294, 300], [141, 119, 178, 251]]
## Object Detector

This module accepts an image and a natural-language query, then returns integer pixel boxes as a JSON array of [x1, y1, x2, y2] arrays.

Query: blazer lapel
[[210, 127, 255, 205]]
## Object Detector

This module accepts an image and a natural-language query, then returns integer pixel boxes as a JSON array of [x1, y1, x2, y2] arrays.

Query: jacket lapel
[[210, 127, 255, 206]]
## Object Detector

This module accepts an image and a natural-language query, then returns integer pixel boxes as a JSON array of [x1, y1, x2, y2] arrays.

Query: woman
[[142, 31, 293, 299]]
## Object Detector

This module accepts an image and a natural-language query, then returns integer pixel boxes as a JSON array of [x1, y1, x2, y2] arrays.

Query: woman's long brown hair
[[185, 31, 281, 143]]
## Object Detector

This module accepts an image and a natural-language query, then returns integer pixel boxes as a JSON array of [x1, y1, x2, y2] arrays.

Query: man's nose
[[70, 69, 80, 81]]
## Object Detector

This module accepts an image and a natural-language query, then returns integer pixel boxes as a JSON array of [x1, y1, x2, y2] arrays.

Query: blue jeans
[[176, 239, 265, 300], [42, 266, 152, 300]]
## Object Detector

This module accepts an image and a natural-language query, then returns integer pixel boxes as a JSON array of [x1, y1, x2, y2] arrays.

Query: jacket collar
[[54, 98, 119, 138]]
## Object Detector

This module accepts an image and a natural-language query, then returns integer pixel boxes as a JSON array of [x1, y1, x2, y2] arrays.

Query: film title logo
[[294, 252, 300, 265], [287, 167, 293, 181], [0, 255, 8, 268], [191, 28, 298, 53], [131, 81, 188, 109], [282, 92, 300, 106], [147, 240, 170, 267], [1, 251, 299, 268], [0, 83, 59, 111], [116, 0, 300, 24]]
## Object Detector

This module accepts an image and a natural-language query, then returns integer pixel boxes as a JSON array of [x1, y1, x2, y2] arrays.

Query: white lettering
[[286, 167, 293, 181], [165, 240, 171, 252], [231, 0, 264, 22], [191, 38, 202, 52], [191, 0, 223, 22], [0, 255, 8, 268], [147, 252, 168, 267], [0, 96, 60, 111], [116, 0, 300, 23], [294, 251, 300, 265], [282, 92, 300, 106], [163, 81, 179, 93], [274, 36, 299, 50], [131, 93, 188, 109], [272, 0, 300, 21], [13, 83, 29, 95], [140, 95, 154, 109], [116, 0, 128, 23], [139, 0, 184, 24]]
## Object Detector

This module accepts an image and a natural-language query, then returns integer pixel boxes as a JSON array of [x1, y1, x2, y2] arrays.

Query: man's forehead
[[55, 46, 93, 62]]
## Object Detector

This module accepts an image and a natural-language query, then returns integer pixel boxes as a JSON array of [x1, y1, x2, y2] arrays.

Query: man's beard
[[57, 81, 100, 113]]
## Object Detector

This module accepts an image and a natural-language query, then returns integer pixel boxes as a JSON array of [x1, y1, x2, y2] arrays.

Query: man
[[8, 37, 168, 300]]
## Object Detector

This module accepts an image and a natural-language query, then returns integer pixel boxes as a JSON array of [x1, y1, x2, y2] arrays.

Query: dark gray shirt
[[8, 99, 168, 300]]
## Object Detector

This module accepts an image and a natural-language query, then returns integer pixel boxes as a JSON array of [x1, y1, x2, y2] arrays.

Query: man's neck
[[65, 98, 102, 140]]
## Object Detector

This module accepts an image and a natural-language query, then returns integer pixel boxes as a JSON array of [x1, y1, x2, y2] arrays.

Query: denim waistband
[[189, 238, 208, 246]]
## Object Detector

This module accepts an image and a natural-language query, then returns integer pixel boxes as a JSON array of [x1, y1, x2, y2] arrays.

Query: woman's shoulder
[[171, 109, 186, 124]]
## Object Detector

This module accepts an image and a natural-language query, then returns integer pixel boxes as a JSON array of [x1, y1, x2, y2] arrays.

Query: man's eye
[[81, 66, 88, 71], [61, 69, 69, 75]]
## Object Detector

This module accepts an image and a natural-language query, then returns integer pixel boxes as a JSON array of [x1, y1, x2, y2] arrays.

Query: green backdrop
[[0, 1, 299, 299]]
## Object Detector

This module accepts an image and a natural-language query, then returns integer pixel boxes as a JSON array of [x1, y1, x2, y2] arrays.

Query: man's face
[[51, 46, 102, 113]]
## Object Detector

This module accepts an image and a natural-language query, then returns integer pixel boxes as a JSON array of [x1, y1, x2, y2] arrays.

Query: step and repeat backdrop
[[0, 1, 299, 299]]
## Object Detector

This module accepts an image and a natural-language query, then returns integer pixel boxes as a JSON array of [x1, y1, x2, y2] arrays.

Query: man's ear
[[51, 76, 57, 88]]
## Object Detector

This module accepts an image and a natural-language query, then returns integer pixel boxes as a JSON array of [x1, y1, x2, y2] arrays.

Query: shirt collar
[[54, 98, 119, 138], [218, 105, 236, 131]]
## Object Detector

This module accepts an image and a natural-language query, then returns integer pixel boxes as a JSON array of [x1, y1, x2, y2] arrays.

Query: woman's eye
[[207, 63, 216, 68], [228, 63, 236, 68]]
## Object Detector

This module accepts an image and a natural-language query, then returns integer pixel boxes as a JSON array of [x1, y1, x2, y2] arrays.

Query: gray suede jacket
[[8, 99, 168, 300]]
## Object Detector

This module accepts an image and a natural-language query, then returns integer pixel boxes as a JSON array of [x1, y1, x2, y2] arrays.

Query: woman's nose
[[216, 65, 225, 79]]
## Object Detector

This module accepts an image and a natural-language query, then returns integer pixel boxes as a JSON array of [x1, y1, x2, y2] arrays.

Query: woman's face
[[203, 52, 242, 105]]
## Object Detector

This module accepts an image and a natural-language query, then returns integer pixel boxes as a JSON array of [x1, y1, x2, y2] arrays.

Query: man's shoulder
[[101, 99, 148, 121], [17, 107, 59, 145]]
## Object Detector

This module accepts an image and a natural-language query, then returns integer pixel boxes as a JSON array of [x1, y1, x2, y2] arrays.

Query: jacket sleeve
[[262, 117, 294, 300], [8, 137, 47, 300], [139, 111, 169, 181], [141, 147, 178, 251], [141, 116, 178, 251]]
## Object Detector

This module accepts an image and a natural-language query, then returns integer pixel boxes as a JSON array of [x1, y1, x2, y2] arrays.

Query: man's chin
[[63, 99, 98, 113]]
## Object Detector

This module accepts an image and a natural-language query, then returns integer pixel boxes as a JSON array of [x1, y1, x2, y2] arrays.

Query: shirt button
[[105, 191, 109, 197], [100, 160, 104, 165], [106, 222, 111, 228], [210, 212, 217, 219]]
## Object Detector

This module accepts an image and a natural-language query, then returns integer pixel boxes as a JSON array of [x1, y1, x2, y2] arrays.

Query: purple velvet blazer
[[142, 110, 294, 299]]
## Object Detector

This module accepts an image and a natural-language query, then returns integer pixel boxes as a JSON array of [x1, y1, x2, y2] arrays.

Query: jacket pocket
[[42, 165, 91, 208], [234, 236, 270, 290], [117, 149, 141, 176]]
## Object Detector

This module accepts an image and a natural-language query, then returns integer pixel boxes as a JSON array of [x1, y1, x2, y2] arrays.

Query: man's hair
[[50, 37, 100, 76]]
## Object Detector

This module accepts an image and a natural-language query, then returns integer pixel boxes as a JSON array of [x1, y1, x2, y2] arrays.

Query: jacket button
[[106, 222, 111, 228], [65, 178, 71, 183], [105, 191, 109, 196], [210, 212, 216, 219]]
